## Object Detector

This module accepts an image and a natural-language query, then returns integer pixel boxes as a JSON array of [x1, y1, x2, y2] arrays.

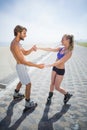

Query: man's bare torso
[[10, 38, 25, 64]]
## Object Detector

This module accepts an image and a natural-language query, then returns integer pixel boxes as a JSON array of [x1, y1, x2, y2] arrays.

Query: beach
[[0, 45, 87, 130]]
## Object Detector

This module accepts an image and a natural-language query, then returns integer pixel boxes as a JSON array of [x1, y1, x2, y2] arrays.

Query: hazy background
[[0, 0, 87, 46]]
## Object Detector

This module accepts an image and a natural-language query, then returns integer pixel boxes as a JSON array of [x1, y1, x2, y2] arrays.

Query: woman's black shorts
[[52, 66, 65, 75]]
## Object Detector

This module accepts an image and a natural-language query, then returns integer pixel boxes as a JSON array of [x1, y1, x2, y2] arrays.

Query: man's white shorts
[[16, 64, 31, 85]]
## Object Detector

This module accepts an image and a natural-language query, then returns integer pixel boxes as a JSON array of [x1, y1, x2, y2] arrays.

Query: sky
[[0, 0, 87, 45]]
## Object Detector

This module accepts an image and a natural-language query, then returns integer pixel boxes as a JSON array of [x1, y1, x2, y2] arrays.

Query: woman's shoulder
[[56, 45, 64, 51]]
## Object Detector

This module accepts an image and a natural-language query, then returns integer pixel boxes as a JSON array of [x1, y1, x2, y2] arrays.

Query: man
[[10, 25, 44, 109]]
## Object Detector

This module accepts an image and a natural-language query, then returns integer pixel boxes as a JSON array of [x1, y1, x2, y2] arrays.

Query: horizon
[[0, 39, 87, 47]]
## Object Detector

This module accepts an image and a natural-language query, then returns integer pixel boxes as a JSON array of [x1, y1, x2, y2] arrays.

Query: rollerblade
[[13, 90, 25, 100], [23, 100, 37, 113], [64, 92, 73, 104], [47, 92, 53, 104]]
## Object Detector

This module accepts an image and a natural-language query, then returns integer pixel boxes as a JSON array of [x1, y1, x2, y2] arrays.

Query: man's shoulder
[[10, 39, 15, 46], [11, 39, 20, 46], [11, 38, 17, 44]]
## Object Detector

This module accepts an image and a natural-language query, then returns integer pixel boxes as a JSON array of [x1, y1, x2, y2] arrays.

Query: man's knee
[[26, 82, 31, 88]]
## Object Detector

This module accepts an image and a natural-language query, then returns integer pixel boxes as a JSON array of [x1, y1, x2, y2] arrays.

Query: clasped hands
[[31, 45, 53, 68]]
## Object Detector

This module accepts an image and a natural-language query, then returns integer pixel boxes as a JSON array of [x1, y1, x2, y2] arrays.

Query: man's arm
[[21, 45, 36, 55], [14, 44, 44, 68]]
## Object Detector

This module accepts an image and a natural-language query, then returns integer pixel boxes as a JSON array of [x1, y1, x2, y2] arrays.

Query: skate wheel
[[13, 96, 25, 101], [23, 103, 37, 113]]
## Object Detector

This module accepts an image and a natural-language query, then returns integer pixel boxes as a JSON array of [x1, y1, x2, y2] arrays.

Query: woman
[[37, 34, 74, 104]]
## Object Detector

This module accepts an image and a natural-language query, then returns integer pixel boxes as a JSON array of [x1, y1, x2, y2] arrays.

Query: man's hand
[[31, 45, 37, 51], [37, 64, 45, 69]]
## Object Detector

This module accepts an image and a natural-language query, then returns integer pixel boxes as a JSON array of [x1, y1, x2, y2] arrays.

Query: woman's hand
[[44, 64, 53, 67]]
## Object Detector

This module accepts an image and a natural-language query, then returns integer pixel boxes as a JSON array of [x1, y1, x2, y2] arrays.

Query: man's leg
[[25, 83, 31, 100], [25, 83, 37, 108], [13, 81, 24, 100], [15, 81, 22, 91]]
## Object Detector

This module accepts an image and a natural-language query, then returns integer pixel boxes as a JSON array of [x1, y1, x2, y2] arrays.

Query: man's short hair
[[14, 25, 27, 36]]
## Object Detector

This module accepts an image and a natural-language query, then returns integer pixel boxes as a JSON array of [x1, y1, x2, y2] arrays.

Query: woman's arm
[[47, 51, 72, 67], [37, 47, 60, 52]]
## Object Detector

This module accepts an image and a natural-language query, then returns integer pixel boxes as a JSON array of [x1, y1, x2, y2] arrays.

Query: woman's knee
[[55, 86, 60, 91]]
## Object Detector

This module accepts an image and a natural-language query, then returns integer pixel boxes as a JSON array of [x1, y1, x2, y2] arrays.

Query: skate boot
[[23, 100, 37, 113], [47, 92, 53, 102], [64, 92, 73, 104], [13, 90, 25, 100]]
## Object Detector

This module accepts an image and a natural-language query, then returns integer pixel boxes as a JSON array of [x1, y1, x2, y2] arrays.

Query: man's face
[[20, 29, 27, 40]]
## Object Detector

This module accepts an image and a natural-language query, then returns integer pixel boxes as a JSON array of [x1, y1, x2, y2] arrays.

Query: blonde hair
[[62, 34, 74, 51], [66, 35, 74, 51]]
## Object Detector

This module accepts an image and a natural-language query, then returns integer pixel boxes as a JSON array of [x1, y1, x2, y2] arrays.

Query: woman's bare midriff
[[55, 59, 65, 69]]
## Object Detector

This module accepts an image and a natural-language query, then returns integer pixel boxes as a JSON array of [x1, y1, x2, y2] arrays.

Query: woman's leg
[[55, 75, 67, 95], [55, 75, 73, 104], [50, 70, 57, 92], [47, 70, 57, 101]]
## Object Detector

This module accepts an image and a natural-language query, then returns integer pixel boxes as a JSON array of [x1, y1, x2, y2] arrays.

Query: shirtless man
[[10, 25, 44, 108]]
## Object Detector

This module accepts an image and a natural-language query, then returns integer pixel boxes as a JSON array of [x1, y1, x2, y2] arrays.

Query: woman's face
[[62, 36, 69, 48]]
